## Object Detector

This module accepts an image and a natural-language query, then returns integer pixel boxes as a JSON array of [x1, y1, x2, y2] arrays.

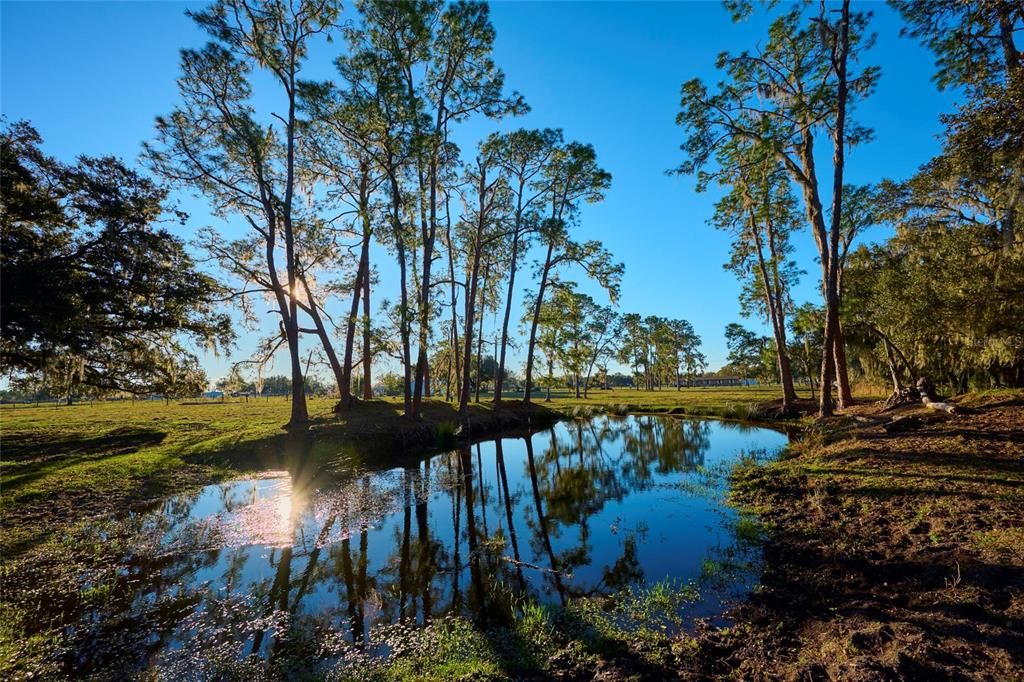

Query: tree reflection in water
[[54, 415, 787, 677]]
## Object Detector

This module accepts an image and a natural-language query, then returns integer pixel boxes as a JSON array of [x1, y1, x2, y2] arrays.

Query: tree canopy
[[1, 121, 232, 400]]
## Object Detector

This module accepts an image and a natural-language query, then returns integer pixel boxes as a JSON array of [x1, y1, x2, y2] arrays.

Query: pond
[[61, 415, 789, 677]]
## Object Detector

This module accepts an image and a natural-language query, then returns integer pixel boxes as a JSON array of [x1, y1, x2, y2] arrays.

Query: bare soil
[[683, 392, 1024, 680]]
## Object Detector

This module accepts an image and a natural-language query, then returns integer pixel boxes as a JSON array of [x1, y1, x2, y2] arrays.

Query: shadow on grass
[[2, 427, 168, 464], [1, 428, 169, 494]]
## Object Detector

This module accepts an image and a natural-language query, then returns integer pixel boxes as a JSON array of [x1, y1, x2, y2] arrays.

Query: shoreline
[[682, 390, 1024, 679], [13, 388, 1019, 679]]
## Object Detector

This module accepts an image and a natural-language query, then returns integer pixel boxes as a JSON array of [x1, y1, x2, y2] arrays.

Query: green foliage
[[788, 303, 825, 390], [877, 0, 1024, 381], [617, 314, 704, 390], [724, 323, 772, 382], [533, 285, 622, 397], [843, 221, 1024, 389], [375, 372, 406, 397], [0, 121, 231, 399]]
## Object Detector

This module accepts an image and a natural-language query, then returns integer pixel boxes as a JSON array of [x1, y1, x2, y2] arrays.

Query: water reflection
[[60, 415, 787, 676]]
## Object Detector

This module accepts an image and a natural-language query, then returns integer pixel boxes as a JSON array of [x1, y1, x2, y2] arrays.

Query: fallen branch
[[923, 397, 957, 414]]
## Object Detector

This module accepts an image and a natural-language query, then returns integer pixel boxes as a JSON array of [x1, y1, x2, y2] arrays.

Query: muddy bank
[[682, 391, 1024, 680]]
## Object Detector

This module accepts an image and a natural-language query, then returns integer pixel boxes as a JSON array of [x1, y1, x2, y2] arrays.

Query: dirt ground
[[684, 391, 1024, 681]]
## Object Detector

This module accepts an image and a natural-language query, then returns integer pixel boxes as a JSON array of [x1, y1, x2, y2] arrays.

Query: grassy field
[[1, 397, 336, 555], [524, 384, 824, 416]]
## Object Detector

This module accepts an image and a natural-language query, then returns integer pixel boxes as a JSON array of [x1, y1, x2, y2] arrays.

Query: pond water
[[62, 415, 788, 676]]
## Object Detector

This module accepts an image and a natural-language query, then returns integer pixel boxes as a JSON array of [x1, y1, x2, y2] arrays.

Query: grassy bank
[[0, 396, 563, 557]]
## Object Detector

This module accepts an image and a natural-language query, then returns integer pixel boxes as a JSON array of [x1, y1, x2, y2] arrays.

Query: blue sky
[[1, 1, 956, 382]]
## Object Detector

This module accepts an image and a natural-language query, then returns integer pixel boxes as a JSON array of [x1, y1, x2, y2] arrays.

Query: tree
[[1, 122, 232, 402], [843, 226, 1024, 392], [533, 286, 616, 399], [522, 142, 622, 403], [617, 313, 651, 391], [530, 290, 569, 402], [216, 366, 248, 397], [456, 144, 513, 413], [262, 374, 293, 396], [710, 141, 802, 409], [401, 0, 527, 416], [892, 0, 1023, 251], [429, 337, 460, 399], [676, 0, 880, 416], [148, 0, 340, 427], [299, 84, 388, 409], [642, 316, 702, 389], [335, 1, 420, 415], [664, 318, 702, 390], [579, 301, 621, 398], [376, 371, 405, 397], [724, 323, 770, 382], [487, 128, 562, 403], [790, 304, 824, 399]]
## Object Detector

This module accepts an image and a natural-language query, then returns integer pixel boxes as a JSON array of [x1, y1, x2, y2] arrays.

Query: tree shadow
[[2, 428, 169, 494], [2, 427, 168, 464]]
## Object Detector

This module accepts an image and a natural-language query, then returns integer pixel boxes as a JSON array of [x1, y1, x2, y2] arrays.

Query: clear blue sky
[[1, 1, 956, 381]]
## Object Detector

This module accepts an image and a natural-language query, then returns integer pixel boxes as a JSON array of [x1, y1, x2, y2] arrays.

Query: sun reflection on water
[[215, 473, 299, 548]]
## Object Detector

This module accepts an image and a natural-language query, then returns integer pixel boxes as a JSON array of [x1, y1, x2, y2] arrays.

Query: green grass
[[0, 397, 340, 553], [543, 385, 819, 416], [326, 580, 702, 681]]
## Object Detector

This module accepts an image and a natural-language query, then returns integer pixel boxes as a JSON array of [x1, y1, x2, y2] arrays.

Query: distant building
[[682, 376, 750, 387]]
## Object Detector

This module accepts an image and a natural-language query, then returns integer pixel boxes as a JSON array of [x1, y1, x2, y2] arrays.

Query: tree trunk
[[747, 202, 798, 409], [298, 276, 346, 397], [494, 217, 521, 404], [545, 360, 553, 402], [818, 294, 839, 417], [804, 336, 816, 400], [339, 168, 372, 410], [883, 336, 902, 394], [833, 322, 853, 407], [474, 272, 486, 404], [388, 171, 413, 417], [820, 0, 851, 418], [459, 168, 488, 415], [524, 244, 557, 403], [523, 241, 555, 405], [361, 230, 372, 401], [444, 193, 460, 404]]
